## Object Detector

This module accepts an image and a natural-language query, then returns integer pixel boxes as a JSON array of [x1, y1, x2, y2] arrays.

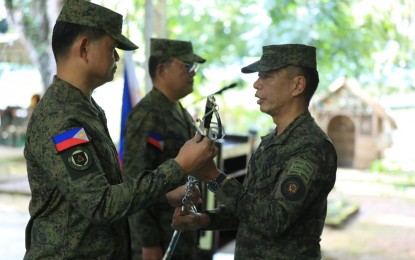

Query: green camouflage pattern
[[241, 44, 316, 73], [150, 38, 206, 63], [207, 110, 337, 259], [57, 0, 138, 50], [123, 88, 198, 259], [24, 77, 185, 259]]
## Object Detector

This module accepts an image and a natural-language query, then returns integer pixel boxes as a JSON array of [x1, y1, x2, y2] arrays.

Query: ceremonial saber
[[163, 95, 224, 260], [162, 227, 181, 260], [162, 177, 198, 260]]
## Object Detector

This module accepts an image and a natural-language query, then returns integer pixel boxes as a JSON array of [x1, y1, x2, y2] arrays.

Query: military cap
[[150, 38, 206, 64], [57, 0, 138, 51], [241, 44, 316, 73]]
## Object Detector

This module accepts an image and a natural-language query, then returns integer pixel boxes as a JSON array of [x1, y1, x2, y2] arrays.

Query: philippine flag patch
[[53, 127, 90, 152], [147, 132, 165, 151]]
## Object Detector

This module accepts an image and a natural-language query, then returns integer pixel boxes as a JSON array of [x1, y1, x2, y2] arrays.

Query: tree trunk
[[5, 0, 65, 91], [144, 0, 166, 93]]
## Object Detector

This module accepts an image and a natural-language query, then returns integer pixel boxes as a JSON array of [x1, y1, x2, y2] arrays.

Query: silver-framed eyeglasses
[[182, 62, 199, 73]]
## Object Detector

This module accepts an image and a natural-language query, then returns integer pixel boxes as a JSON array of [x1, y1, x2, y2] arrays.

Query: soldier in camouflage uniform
[[123, 38, 206, 260], [170, 44, 338, 259], [23, 1, 215, 259]]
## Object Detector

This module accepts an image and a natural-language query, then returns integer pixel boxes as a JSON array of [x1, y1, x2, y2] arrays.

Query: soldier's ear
[[157, 62, 170, 79], [77, 37, 90, 63], [292, 75, 306, 96]]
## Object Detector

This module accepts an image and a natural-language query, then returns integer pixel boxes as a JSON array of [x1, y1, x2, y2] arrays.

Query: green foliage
[[4, 0, 12, 9], [166, 0, 258, 65], [152, 0, 414, 133], [370, 159, 403, 174], [5, 0, 52, 87], [5, 0, 414, 134], [264, 0, 414, 92]]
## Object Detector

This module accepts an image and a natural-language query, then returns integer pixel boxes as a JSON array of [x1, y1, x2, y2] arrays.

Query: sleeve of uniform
[[123, 107, 161, 179], [31, 121, 184, 224], [202, 205, 239, 230], [123, 107, 164, 246], [215, 140, 336, 235]]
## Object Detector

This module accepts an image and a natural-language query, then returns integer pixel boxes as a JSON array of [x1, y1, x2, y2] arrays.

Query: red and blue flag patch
[[147, 132, 164, 151], [53, 127, 90, 152]]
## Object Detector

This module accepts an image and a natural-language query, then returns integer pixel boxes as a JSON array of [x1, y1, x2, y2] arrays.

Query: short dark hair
[[286, 66, 319, 104], [52, 21, 107, 62], [148, 55, 173, 80]]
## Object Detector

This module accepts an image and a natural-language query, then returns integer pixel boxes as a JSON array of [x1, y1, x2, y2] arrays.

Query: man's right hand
[[174, 133, 217, 175]]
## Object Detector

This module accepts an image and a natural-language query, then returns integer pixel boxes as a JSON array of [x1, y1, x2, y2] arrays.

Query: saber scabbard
[[163, 230, 181, 260]]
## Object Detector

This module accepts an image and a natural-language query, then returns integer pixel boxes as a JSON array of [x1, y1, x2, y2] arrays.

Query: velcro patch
[[281, 176, 306, 201], [67, 148, 92, 170], [61, 146, 99, 181], [286, 158, 316, 184]]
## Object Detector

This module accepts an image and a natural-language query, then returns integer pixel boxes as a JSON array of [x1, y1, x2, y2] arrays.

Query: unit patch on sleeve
[[67, 148, 92, 170], [61, 146, 99, 181], [280, 176, 306, 201], [286, 158, 317, 184], [276, 158, 317, 201]]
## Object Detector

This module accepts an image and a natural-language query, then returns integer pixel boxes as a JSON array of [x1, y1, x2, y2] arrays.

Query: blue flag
[[119, 51, 140, 165]]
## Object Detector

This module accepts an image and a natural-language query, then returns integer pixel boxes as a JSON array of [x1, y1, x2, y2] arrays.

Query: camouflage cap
[[150, 38, 206, 64], [57, 0, 138, 51], [241, 44, 316, 73]]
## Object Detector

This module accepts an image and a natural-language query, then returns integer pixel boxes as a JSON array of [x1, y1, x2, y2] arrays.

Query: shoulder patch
[[281, 176, 306, 201], [67, 147, 92, 170], [61, 146, 99, 181], [286, 158, 316, 184], [53, 127, 89, 152], [147, 132, 165, 151]]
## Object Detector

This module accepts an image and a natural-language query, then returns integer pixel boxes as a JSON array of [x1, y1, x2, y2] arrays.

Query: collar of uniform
[[263, 109, 311, 146], [53, 76, 101, 116], [150, 87, 186, 121], [151, 87, 190, 130], [150, 87, 178, 109]]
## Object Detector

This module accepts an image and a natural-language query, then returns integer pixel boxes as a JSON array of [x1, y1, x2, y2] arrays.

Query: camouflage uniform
[[124, 89, 196, 259], [24, 77, 185, 259], [204, 44, 337, 259], [123, 39, 205, 260], [24, 1, 184, 259]]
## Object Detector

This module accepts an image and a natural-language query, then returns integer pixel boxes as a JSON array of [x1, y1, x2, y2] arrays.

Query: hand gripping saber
[[162, 95, 224, 260], [162, 176, 198, 260]]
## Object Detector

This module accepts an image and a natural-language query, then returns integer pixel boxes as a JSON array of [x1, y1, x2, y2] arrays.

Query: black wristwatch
[[207, 171, 227, 193]]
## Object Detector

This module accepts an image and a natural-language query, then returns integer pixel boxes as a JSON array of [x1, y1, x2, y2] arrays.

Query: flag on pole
[[118, 51, 140, 165]]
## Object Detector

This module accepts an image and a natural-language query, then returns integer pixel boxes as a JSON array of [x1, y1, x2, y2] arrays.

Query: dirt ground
[[321, 171, 415, 260], [322, 195, 415, 260]]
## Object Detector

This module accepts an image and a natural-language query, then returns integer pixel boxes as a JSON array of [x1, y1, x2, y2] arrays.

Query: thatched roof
[[312, 77, 397, 129]]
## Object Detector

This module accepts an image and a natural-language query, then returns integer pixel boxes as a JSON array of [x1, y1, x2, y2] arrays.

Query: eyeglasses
[[182, 62, 199, 73]]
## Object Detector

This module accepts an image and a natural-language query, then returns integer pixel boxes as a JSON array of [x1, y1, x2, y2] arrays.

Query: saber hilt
[[195, 95, 225, 140], [163, 95, 224, 260]]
